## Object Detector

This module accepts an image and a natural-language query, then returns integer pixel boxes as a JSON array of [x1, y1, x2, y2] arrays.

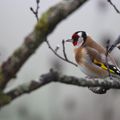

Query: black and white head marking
[[72, 31, 87, 47]]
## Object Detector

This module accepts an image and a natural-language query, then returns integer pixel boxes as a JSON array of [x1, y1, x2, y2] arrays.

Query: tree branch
[[30, 0, 40, 22], [45, 38, 78, 67], [62, 40, 68, 60], [0, 69, 120, 108], [0, 0, 88, 90], [107, 0, 120, 14], [108, 36, 120, 52], [105, 40, 111, 78]]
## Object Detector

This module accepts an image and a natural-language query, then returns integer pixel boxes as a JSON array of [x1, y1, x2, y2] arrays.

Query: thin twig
[[107, 0, 120, 14], [30, 0, 78, 67], [45, 38, 78, 67], [55, 45, 60, 52], [30, 0, 40, 22], [105, 40, 112, 79], [45, 39, 66, 60], [108, 36, 120, 52], [2, 69, 120, 108], [62, 40, 68, 60], [0, 0, 88, 90]]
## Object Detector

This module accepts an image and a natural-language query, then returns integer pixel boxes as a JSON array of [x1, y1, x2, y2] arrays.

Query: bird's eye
[[73, 37, 78, 41]]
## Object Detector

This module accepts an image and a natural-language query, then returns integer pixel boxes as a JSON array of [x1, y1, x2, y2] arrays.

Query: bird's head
[[66, 31, 87, 47]]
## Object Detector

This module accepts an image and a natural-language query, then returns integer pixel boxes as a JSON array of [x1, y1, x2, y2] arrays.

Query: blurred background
[[0, 0, 120, 120]]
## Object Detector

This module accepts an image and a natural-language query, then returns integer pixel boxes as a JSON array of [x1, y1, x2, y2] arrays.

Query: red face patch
[[73, 41, 77, 46], [72, 33, 79, 46], [72, 33, 79, 40]]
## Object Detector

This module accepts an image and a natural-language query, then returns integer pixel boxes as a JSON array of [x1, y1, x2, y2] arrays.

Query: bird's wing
[[86, 47, 120, 75]]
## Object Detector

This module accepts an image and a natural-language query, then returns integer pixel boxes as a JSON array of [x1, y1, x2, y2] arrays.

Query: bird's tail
[[108, 65, 120, 76]]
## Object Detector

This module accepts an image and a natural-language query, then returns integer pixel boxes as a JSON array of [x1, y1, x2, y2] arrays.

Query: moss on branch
[[0, 0, 88, 90]]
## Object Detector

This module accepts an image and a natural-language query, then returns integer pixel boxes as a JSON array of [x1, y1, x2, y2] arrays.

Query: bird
[[66, 31, 120, 94]]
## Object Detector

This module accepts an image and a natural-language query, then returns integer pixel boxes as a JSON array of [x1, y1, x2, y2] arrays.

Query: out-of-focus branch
[[104, 35, 120, 78], [107, 0, 120, 14], [0, 69, 120, 108], [0, 0, 88, 90], [108, 36, 120, 52]]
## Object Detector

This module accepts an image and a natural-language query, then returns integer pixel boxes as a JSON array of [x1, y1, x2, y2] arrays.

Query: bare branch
[[105, 36, 120, 78], [29, 0, 78, 78], [105, 40, 112, 78], [0, 0, 88, 90], [62, 40, 68, 60], [30, 0, 40, 22], [45, 38, 67, 61], [55, 45, 60, 52], [45, 38, 78, 67], [108, 36, 120, 52], [107, 0, 120, 14], [30, 0, 78, 67], [1, 69, 120, 108]]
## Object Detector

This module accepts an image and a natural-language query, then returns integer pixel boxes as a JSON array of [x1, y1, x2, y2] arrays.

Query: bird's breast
[[74, 47, 108, 78], [74, 47, 90, 64]]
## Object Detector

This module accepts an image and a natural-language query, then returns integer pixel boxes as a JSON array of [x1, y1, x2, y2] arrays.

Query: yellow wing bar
[[93, 59, 115, 73]]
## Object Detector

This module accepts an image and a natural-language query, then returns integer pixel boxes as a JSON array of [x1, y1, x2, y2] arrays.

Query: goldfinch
[[66, 31, 120, 94]]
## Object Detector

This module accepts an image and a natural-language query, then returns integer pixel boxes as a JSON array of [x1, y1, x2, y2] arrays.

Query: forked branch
[[45, 38, 78, 67], [30, 0, 40, 21], [1, 69, 120, 108]]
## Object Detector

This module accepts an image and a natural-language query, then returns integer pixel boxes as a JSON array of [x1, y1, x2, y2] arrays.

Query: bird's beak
[[66, 39, 73, 42]]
